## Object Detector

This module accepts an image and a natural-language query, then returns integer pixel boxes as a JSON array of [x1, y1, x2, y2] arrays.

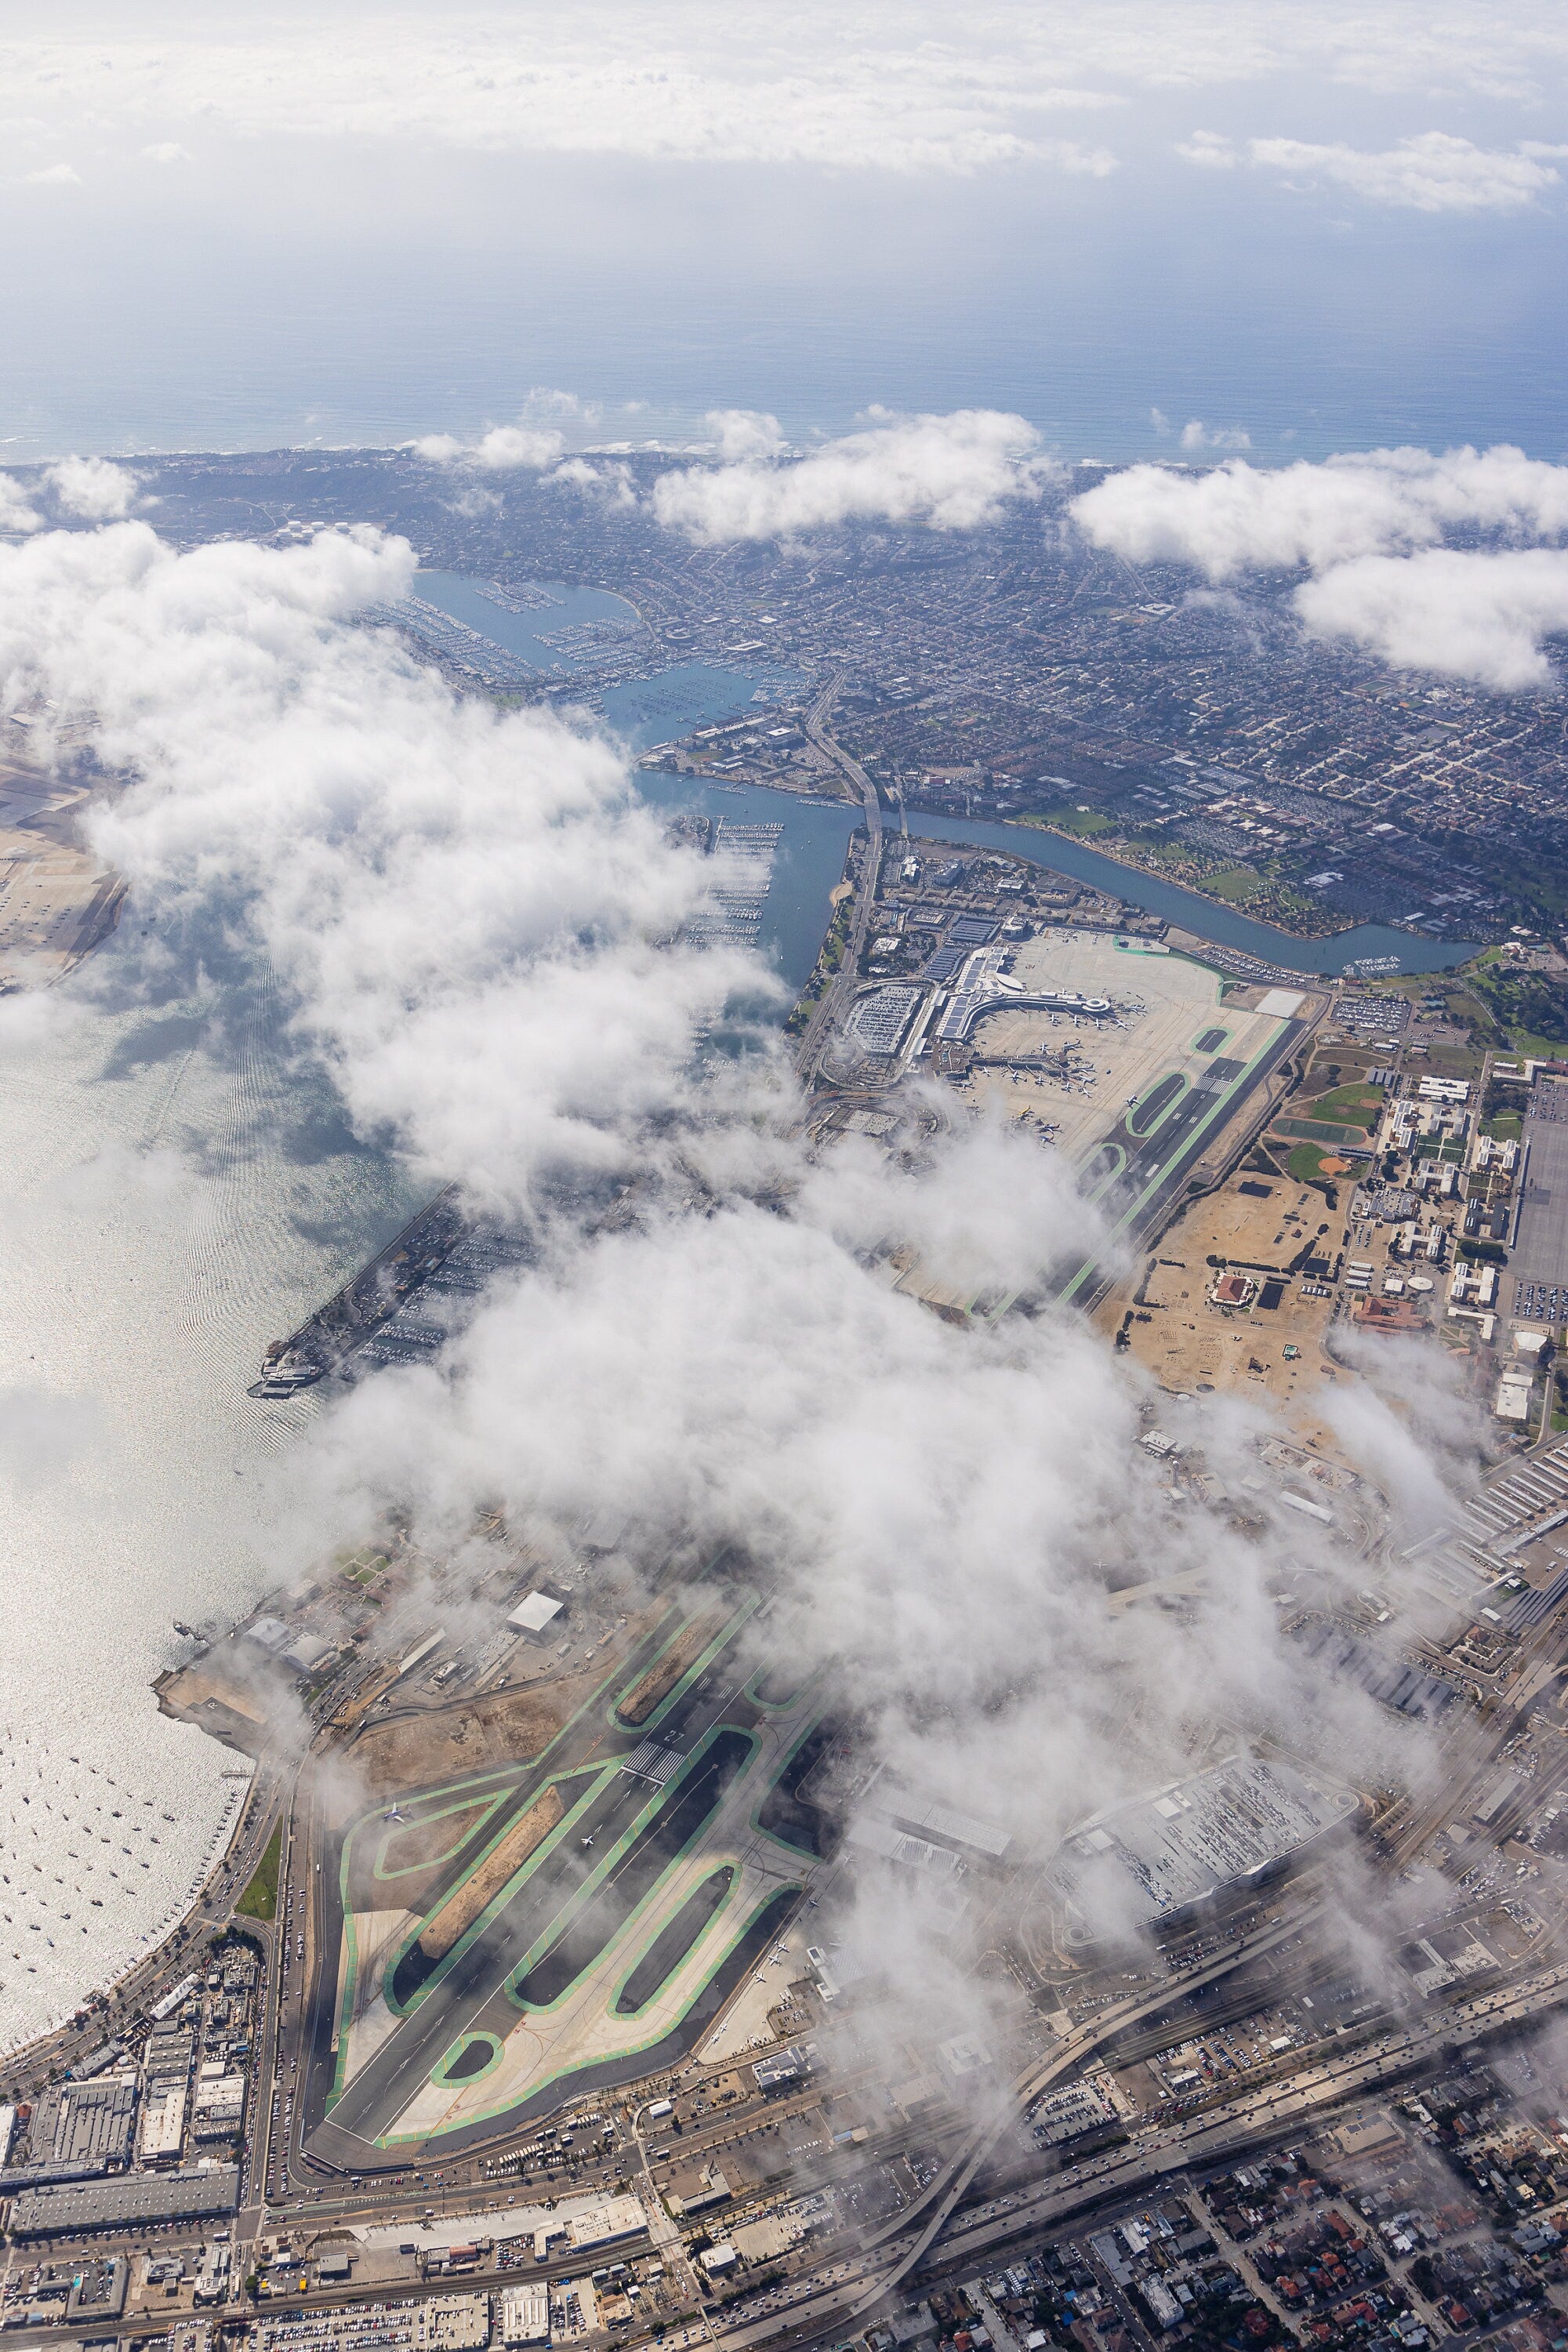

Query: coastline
[[1008, 815, 1345, 942]]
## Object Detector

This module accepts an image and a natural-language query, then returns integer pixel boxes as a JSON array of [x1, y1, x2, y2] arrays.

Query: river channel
[[419, 575, 1479, 978]]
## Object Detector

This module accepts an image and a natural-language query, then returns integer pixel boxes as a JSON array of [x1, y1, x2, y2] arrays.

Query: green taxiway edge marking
[[372, 1786, 514, 1884], [332, 1621, 707, 2085], [1125, 1069, 1190, 1140], [1081, 1141, 1126, 1203], [1058, 1014, 1291, 1305], [332, 1581, 761, 2112], [501, 1722, 760, 2018], [329, 1762, 607, 2107], [431, 2029, 506, 2089], [740, 1660, 824, 1717], [607, 1591, 760, 1739], [746, 1710, 830, 1860], [384, 1766, 611, 2020], [378, 1881, 805, 2149], [607, 1864, 739, 2022]]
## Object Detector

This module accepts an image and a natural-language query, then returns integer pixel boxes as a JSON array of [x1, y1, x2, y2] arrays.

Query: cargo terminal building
[[1043, 1755, 1359, 1952]]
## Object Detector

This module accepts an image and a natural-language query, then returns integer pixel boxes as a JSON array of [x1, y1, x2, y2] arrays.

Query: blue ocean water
[[3, 164, 1565, 463]]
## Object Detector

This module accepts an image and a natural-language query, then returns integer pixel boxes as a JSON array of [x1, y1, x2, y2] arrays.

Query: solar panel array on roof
[[1294, 1618, 1461, 1721], [1044, 1755, 1358, 1942]]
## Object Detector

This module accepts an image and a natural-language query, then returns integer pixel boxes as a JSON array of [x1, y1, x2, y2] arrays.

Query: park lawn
[[237, 1823, 282, 1923], [1303, 1083, 1385, 1131], [1483, 1111, 1523, 1140], [1206, 866, 1265, 903], [1022, 808, 1115, 837], [1286, 1140, 1353, 1184]]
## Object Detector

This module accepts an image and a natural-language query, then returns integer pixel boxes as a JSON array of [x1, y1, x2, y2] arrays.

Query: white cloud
[[138, 140, 191, 164], [4, 7, 1567, 205], [411, 424, 566, 472], [1295, 547, 1568, 688], [1072, 444, 1568, 686], [1178, 127, 1566, 211], [0, 503, 1468, 2038], [45, 456, 143, 521], [706, 408, 786, 463], [0, 521, 744, 1203], [652, 408, 1057, 543], [1180, 419, 1252, 451], [1248, 130, 1566, 212], [0, 15, 1134, 176], [0, 475, 41, 535], [1071, 445, 1568, 579], [547, 457, 637, 509], [1177, 129, 1238, 169], [24, 162, 80, 186], [1038, 138, 1120, 177]]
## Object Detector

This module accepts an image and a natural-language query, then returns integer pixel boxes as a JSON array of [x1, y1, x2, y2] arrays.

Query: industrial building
[[412, 2297, 492, 2351], [28, 2075, 137, 2172], [506, 1591, 564, 1640], [500, 2288, 550, 2347], [1044, 1754, 1359, 1947], [7, 2162, 241, 2238]]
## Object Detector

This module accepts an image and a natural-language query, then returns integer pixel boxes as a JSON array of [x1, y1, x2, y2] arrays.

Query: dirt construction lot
[[1107, 1162, 1348, 1439], [347, 1670, 598, 1802]]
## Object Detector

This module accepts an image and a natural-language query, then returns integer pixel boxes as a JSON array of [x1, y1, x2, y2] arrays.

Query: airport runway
[[305, 1610, 810, 2164], [1058, 1011, 1308, 1305]]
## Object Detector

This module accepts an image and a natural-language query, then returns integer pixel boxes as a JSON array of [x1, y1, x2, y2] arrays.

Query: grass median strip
[[237, 1823, 281, 1922]]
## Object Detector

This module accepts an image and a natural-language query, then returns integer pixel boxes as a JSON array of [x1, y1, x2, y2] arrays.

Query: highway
[[793, 673, 884, 1080], [710, 1955, 1568, 2352]]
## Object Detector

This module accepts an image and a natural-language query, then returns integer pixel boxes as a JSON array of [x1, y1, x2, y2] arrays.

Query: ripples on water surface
[[0, 942, 414, 2050]]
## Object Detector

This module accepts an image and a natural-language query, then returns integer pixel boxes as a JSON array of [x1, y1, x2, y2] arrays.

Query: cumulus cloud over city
[[1071, 444, 1568, 685], [0, 519, 747, 1203], [411, 425, 567, 472], [0, 509, 1454, 2022], [652, 408, 1058, 542], [1298, 546, 1568, 690]]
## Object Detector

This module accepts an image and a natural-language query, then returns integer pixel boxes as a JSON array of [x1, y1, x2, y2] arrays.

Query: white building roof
[[508, 1591, 564, 1635]]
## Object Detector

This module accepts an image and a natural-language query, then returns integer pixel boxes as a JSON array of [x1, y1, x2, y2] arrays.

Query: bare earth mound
[[617, 1613, 728, 1728], [418, 1787, 564, 1962], [352, 1681, 583, 1798]]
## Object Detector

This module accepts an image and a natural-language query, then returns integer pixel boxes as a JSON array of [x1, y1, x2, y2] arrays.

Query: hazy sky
[[4, 2, 1567, 456]]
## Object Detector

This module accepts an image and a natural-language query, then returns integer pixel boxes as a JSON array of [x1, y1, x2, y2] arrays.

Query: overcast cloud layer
[[6, 3, 1568, 190]]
